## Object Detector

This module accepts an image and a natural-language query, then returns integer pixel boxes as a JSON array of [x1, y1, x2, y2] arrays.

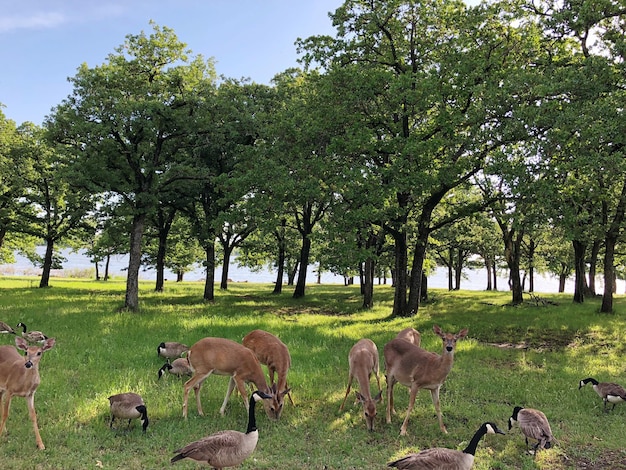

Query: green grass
[[1, 277, 626, 469]]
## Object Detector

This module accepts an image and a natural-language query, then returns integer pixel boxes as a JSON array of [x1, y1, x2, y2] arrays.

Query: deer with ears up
[[182, 337, 274, 419], [339, 338, 383, 431], [384, 325, 468, 435], [0, 336, 56, 449], [242, 329, 293, 420]]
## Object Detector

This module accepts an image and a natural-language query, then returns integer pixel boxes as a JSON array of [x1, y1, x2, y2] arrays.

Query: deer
[[395, 327, 421, 347], [182, 337, 274, 420], [339, 338, 383, 431], [242, 329, 293, 420], [384, 324, 468, 436], [0, 336, 56, 450]]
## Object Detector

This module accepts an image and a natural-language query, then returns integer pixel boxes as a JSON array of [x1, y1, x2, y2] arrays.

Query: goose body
[[157, 341, 189, 359], [508, 406, 554, 452], [0, 321, 15, 334], [158, 357, 192, 379], [16, 322, 47, 343], [579, 377, 626, 411], [387, 422, 505, 470], [108, 392, 149, 432], [171, 390, 271, 468]]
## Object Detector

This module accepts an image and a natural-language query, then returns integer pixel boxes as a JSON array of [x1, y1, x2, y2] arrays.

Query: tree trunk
[[203, 239, 216, 302], [94, 260, 100, 281], [601, 236, 617, 313], [559, 273, 566, 292], [527, 238, 536, 292], [407, 228, 430, 316], [454, 248, 462, 290], [447, 249, 453, 291], [39, 237, 54, 288], [104, 254, 110, 281], [391, 230, 408, 317], [177, 271, 184, 282], [125, 213, 146, 311], [155, 230, 168, 292], [484, 257, 493, 290], [362, 257, 375, 308], [272, 222, 286, 294], [220, 246, 233, 290], [293, 235, 311, 299], [587, 239, 601, 296], [572, 239, 586, 304]]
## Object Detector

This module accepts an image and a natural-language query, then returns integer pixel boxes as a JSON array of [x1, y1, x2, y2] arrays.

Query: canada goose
[[508, 406, 554, 453], [16, 322, 48, 343], [157, 341, 189, 359], [158, 357, 192, 379], [0, 321, 16, 334], [171, 390, 272, 468], [579, 377, 626, 411], [387, 421, 505, 470], [108, 392, 149, 433]]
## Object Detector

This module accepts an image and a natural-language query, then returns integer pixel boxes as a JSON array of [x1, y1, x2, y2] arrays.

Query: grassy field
[[0, 277, 625, 469]]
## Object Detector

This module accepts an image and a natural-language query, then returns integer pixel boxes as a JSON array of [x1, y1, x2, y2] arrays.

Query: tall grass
[[0, 277, 625, 469]]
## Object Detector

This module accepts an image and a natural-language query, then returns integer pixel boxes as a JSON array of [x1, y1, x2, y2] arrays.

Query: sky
[[0, 0, 342, 126]]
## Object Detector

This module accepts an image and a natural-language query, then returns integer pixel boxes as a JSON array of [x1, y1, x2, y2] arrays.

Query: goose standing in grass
[[157, 341, 189, 360], [0, 321, 16, 334], [16, 322, 47, 343], [108, 392, 149, 433], [158, 357, 192, 379], [508, 406, 554, 454], [579, 377, 626, 411], [171, 390, 272, 468], [387, 421, 505, 470]]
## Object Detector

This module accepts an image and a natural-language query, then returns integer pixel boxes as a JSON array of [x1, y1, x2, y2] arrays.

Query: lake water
[[0, 247, 580, 294]]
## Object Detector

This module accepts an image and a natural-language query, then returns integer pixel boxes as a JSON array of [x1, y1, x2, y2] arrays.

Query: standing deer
[[384, 325, 468, 435], [395, 327, 421, 347], [242, 329, 293, 419], [0, 336, 56, 449], [339, 338, 382, 431], [182, 337, 273, 419]]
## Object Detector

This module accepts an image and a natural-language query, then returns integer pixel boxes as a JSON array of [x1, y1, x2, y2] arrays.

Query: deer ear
[[355, 391, 365, 403], [432, 325, 443, 336], [456, 329, 469, 339], [42, 337, 56, 351], [15, 336, 28, 351]]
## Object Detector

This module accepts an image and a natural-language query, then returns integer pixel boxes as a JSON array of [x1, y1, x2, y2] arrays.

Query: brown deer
[[242, 329, 293, 419], [0, 336, 56, 449], [395, 327, 421, 347], [384, 325, 468, 435], [182, 337, 273, 419], [339, 338, 382, 431]]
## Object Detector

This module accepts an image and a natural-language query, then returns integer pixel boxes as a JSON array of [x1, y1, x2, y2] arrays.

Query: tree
[[11, 123, 94, 287], [48, 23, 216, 310], [299, 0, 545, 315]]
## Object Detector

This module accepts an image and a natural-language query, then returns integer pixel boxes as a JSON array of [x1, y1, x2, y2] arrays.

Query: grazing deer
[[339, 338, 383, 431], [242, 329, 293, 419], [0, 336, 56, 449], [182, 337, 273, 419], [384, 325, 468, 435], [395, 327, 421, 347]]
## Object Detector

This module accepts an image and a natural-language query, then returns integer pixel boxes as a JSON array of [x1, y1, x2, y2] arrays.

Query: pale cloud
[[0, 12, 67, 33], [0, 3, 127, 34]]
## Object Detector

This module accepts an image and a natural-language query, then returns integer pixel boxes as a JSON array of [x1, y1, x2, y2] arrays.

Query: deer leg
[[400, 385, 420, 436], [26, 394, 44, 450], [339, 374, 354, 411], [430, 386, 447, 433], [386, 375, 397, 423], [219, 376, 239, 415], [182, 370, 212, 418], [0, 392, 11, 436]]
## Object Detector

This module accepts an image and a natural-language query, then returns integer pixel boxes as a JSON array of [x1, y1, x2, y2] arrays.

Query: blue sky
[[1, 1, 341, 126]]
